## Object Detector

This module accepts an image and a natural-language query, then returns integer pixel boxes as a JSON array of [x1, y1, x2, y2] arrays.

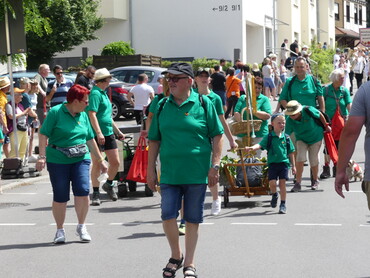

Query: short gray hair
[[329, 68, 344, 83]]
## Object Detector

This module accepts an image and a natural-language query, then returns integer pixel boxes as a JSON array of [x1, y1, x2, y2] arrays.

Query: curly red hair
[[66, 84, 90, 103]]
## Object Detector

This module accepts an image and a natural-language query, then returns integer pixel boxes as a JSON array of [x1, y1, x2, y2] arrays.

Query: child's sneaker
[[270, 193, 278, 208], [279, 203, 287, 214], [211, 198, 221, 215]]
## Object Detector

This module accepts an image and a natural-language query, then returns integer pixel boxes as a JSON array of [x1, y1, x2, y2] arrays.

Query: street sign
[[359, 28, 370, 47]]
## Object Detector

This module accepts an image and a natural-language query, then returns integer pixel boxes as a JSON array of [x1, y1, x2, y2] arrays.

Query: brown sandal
[[162, 255, 184, 278]]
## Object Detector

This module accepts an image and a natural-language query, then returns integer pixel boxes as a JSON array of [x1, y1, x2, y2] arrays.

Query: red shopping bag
[[126, 136, 148, 183], [331, 107, 344, 141], [323, 132, 338, 165]]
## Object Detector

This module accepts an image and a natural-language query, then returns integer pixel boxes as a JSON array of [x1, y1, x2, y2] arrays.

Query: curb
[[0, 174, 49, 193]]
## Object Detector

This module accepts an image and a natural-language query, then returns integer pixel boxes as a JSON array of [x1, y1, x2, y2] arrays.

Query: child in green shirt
[[245, 113, 296, 214]]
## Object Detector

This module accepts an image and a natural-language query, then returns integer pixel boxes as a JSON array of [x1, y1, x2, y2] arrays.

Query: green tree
[[26, 0, 103, 69]]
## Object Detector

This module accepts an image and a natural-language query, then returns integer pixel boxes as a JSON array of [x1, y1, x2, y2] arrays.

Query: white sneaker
[[53, 229, 66, 244], [211, 198, 221, 216], [76, 225, 91, 242]]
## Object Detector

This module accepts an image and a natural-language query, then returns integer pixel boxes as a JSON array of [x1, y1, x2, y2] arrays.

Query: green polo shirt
[[259, 131, 295, 166], [279, 74, 323, 107], [323, 84, 352, 120], [234, 94, 271, 137], [148, 90, 224, 185], [194, 89, 224, 115], [86, 85, 113, 136], [40, 103, 94, 164], [286, 106, 323, 145], [149, 94, 162, 114]]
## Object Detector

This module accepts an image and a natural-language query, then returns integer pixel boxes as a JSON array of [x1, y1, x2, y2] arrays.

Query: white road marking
[[49, 223, 94, 226], [294, 223, 342, 227], [359, 224, 370, 227], [2, 193, 37, 195], [347, 191, 363, 193], [231, 222, 278, 225], [200, 223, 214, 225], [109, 223, 124, 225], [0, 223, 36, 226]]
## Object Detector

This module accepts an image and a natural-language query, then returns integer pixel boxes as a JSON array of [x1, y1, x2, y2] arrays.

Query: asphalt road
[[0, 101, 370, 277]]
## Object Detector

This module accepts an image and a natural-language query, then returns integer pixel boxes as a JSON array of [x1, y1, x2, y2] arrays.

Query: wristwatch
[[212, 164, 220, 171]]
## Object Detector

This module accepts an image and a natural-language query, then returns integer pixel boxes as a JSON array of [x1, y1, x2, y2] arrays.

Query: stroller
[[116, 136, 153, 197]]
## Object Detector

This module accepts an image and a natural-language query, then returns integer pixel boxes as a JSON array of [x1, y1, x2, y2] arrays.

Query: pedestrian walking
[[36, 85, 107, 243], [147, 63, 224, 278], [86, 68, 125, 206], [245, 113, 296, 214]]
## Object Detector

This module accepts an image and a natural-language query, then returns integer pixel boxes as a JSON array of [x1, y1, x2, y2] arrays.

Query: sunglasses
[[55, 72, 63, 75], [165, 76, 189, 83]]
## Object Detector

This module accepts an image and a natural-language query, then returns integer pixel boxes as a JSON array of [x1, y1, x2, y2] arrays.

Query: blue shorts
[[268, 162, 289, 181], [4, 135, 10, 144], [47, 159, 91, 202], [280, 75, 286, 83], [263, 77, 276, 89], [160, 183, 207, 223], [213, 90, 226, 105]]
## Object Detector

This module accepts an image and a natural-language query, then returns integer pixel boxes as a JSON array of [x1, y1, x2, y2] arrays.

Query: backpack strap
[[266, 132, 273, 153], [287, 75, 297, 101]]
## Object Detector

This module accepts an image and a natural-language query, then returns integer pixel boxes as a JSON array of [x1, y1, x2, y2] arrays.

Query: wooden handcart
[[221, 79, 270, 206]]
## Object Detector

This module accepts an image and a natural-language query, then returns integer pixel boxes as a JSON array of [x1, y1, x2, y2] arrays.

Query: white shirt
[[130, 83, 154, 110]]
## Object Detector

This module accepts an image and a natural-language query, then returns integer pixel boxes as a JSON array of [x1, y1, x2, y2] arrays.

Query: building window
[[334, 3, 339, 21], [359, 6, 362, 25], [346, 4, 350, 22], [354, 5, 358, 25]]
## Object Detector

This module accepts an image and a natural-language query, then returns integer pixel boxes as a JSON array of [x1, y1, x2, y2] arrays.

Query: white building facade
[[54, 0, 336, 67]]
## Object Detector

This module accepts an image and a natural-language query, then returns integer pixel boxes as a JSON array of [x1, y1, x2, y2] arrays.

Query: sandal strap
[[162, 267, 176, 277], [168, 256, 183, 267], [183, 266, 197, 278]]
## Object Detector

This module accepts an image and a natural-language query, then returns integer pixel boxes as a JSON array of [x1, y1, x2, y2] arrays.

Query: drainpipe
[[273, 0, 276, 53], [129, 0, 133, 48], [317, 0, 320, 42]]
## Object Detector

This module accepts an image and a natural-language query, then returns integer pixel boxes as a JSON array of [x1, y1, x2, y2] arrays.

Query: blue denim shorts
[[213, 90, 226, 105], [160, 184, 207, 223], [47, 159, 91, 202], [263, 77, 276, 89], [268, 162, 289, 181]]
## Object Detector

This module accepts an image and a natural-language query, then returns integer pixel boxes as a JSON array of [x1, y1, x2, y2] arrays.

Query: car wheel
[[111, 100, 122, 121]]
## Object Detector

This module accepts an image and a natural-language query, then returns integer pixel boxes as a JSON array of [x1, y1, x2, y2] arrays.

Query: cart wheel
[[117, 183, 128, 197], [223, 187, 229, 207], [128, 181, 137, 192], [144, 184, 154, 197]]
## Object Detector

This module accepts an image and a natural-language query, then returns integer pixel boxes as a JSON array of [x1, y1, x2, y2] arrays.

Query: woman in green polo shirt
[[36, 85, 107, 244], [320, 68, 352, 179]]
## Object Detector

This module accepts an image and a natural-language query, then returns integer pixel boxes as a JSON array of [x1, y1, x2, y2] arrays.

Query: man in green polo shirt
[[147, 63, 223, 278], [285, 100, 331, 191]]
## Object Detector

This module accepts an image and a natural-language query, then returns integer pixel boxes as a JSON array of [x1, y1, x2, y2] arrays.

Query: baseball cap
[[162, 63, 194, 78]]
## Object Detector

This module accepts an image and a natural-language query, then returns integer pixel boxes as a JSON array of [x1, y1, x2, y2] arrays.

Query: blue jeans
[[47, 159, 91, 202], [160, 184, 207, 223]]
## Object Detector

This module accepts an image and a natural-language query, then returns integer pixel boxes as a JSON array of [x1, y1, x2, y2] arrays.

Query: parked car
[[110, 66, 167, 93], [1, 71, 133, 120]]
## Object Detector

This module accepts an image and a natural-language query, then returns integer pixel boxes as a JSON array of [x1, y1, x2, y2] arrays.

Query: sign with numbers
[[212, 4, 241, 12]]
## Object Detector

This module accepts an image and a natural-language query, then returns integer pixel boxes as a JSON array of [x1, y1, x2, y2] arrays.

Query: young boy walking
[[245, 113, 296, 213]]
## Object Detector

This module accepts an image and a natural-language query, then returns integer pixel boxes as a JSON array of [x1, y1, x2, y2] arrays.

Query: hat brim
[[284, 105, 302, 116], [14, 88, 25, 94], [162, 69, 187, 76], [0, 83, 10, 90], [94, 74, 112, 81]]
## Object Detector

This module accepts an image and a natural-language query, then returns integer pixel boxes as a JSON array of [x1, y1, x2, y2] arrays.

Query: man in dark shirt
[[210, 65, 227, 111], [290, 39, 299, 54], [75, 65, 96, 90]]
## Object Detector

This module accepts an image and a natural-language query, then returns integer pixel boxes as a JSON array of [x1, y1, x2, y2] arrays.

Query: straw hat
[[19, 77, 30, 85], [0, 76, 11, 89], [94, 68, 112, 81], [285, 100, 303, 116], [252, 63, 259, 72]]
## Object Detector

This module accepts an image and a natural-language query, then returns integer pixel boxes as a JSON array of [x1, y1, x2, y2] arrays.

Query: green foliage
[[0, 54, 26, 68], [101, 41, 135, 56], [161, 58, 232, 71], [23, 0, 52, 36], [67, 56, 93, 72], [26, 0, 103, 69], [309, 39, 335, 84]]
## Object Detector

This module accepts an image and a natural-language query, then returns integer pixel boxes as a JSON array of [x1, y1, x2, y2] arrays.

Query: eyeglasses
[[55, 72, 63, 75], [165, 76, 189, 83]]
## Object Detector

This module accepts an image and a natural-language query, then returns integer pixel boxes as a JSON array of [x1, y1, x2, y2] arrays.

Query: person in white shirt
[[128, 74, 154, 125]]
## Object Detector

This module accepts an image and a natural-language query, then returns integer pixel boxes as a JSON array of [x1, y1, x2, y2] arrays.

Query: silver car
[[109, 66, 167, 93]]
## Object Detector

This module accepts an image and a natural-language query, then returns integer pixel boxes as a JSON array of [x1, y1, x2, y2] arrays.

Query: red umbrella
[[324, 132, 338, 164]]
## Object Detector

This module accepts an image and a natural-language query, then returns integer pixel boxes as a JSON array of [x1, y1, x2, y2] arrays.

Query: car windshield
[[112, 70, 155, 84]]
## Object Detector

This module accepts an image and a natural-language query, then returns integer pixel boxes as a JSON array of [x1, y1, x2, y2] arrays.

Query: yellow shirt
[[0, 90, 8, 127]]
